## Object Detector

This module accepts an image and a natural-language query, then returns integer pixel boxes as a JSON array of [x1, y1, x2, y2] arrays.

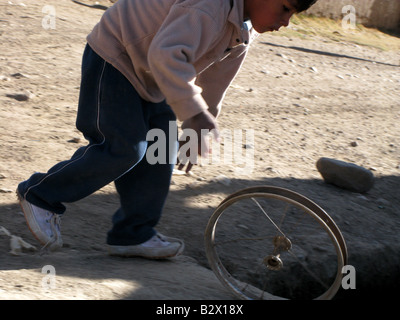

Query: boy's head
[[244, 0, 318, 33], [292, 0, 318, 13]]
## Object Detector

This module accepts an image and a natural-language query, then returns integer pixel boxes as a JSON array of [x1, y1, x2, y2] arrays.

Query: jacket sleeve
[[147, 4, 224, 121], [195, 47, 248, 118]]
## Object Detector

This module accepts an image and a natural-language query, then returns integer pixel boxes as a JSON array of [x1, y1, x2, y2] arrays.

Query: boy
[[17, 0, 317, 259]]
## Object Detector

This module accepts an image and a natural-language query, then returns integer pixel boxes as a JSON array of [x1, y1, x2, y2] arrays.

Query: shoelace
[[40, 214, 62, 252]]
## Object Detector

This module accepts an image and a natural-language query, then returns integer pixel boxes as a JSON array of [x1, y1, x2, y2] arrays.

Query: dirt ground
[[0, 0, 399, 300]]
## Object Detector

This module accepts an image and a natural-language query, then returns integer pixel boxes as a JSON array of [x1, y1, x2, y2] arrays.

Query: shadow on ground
[[1, 174, 399, 300]]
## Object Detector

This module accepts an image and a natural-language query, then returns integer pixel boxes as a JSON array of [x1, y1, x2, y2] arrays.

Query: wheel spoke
[[287, 249, 329, 289], [251, 197, 288, 238]]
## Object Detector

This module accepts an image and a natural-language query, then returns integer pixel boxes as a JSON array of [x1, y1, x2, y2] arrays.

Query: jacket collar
[[228, 0, 258, 46]]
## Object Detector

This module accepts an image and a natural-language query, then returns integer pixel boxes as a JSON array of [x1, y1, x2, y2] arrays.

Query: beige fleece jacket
[[87, 0, 258, 121]]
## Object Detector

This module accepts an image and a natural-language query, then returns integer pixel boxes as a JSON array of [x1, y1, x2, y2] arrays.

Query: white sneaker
[[107, 233, 184, 259], [17, 190, 63, 251]]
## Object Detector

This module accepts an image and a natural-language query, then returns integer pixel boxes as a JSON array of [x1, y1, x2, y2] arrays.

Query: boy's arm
[[178, 50, 247, 172], [195, 48, 248, 118], [147, 4, 223, 122]]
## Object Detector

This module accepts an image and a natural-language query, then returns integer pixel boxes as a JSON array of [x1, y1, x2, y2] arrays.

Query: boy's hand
[[177, 110, 220, 173]]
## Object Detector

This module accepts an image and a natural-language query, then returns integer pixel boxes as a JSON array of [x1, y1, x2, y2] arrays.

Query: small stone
[[316, 157, 374, 193], [0, 226, 11, 236], [6, 90, 35, 101], [276, 53, 288, 59], [67, 137, 81, 143], [9, 235, 37, 255], [11, 72, 29, 79], [350, 141, 358, 147]]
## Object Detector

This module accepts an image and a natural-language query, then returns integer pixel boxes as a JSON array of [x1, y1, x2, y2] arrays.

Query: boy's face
[[244, 0, 298, 33]]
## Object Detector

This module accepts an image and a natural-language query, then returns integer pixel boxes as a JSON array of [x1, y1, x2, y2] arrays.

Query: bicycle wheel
[[204, 186, 347, 300]]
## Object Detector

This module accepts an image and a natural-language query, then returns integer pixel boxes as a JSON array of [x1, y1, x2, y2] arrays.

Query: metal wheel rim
[[205, 189, 346, 300]]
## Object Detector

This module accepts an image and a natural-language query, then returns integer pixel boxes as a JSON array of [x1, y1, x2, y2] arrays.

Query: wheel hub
[[264, 235, 292, 271], [264, 255, 283, 271]]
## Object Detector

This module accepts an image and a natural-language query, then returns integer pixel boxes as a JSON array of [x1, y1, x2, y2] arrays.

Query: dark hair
[[294, 0, 318, 12]]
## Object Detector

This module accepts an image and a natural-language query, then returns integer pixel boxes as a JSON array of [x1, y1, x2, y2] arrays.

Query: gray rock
[[6, 90, 35, 101], [316, 157, 374, 193], [11, 72, 30, 79]]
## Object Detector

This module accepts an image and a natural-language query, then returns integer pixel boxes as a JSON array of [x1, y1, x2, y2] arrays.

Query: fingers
[[177, 130, 214, 171], [199, 131, 210, 158], [210, 126, 221, 144], [176, 110, 220, 173], [176, 160, 194, 174]]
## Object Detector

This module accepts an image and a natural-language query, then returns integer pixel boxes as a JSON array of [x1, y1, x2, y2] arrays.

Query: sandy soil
[[0, 0, 399, 300]]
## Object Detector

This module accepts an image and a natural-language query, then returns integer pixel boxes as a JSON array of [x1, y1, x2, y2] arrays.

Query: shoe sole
[[16, 190, 62, 250]]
